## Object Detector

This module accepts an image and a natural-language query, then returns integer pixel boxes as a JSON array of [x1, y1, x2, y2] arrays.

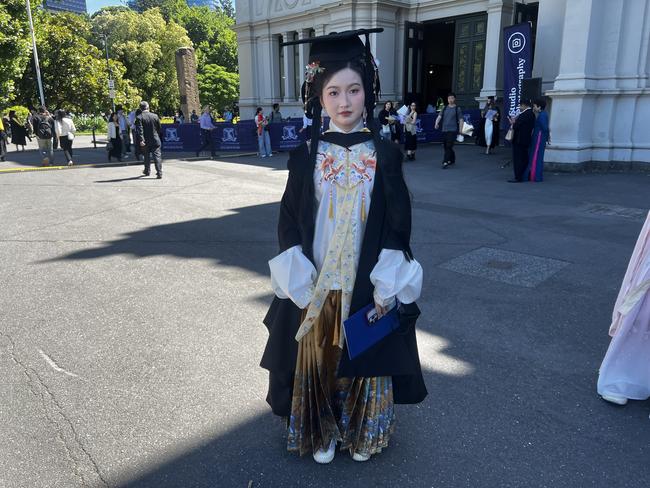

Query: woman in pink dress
[[597, 211, 650, 405]]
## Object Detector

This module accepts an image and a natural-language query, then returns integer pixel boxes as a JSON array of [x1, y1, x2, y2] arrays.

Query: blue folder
[[344, 302, 400, 360]]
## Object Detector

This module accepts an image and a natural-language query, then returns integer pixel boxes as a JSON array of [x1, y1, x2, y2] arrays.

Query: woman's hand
[[374, 301, 389, 320]]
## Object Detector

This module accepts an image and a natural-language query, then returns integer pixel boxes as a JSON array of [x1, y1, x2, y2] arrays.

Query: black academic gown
[[260, 133, 428, 417]]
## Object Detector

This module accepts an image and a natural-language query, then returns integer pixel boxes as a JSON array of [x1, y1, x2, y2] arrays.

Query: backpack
[[36, 116, 53, 139]]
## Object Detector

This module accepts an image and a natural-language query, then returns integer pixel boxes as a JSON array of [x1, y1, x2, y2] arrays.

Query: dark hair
[[533, 97, 547, 110], [272, 103, 279, 110], [55, 109, 66, 121], [9, 110, 16, 118], [256, 106, 263, 114], [384, 101, 392, 110], [38, 106, 47, 114], [110, 112, 118, 121], [520, 98, 532, 107], [448, 92, 456, 98]]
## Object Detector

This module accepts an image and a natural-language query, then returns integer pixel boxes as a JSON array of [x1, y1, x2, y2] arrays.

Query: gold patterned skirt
[[287, 291, 395, 457]]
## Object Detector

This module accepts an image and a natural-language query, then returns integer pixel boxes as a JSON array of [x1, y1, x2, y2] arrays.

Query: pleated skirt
[[287, 291, 395, 457]]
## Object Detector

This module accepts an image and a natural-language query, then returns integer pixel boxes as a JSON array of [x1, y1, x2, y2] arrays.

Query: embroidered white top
[[269, 120, 422, 312]]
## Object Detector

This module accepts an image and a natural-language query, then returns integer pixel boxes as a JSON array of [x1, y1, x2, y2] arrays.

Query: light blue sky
[[86, 0, 127, 14]]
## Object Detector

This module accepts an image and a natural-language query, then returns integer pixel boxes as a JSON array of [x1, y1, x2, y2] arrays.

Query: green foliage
[[198, 64, 239, 113], [215, 0, 235, 20], [4, 105, 30, 121], [15, 11, 139, 113], [0, 0, 36, 106], [91, 8, 191, 113], [72, 114, 107, 133]]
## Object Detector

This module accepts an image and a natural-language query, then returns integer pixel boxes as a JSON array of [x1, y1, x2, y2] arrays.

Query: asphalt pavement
[[0, 138, 649, 488]]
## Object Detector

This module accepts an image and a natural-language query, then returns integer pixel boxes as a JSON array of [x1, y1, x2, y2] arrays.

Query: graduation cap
[[282, 28, 383, 111]]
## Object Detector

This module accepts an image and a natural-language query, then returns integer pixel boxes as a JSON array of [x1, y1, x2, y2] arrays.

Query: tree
[[215, 0, 235, 20], [91, 7, 191, 113], [0, 0, 34, 107], [15, 11, 139, 113], [197, 64, 239, 113]]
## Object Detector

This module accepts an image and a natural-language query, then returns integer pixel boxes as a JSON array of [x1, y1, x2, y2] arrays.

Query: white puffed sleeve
[[268, 245, 317, 309], [370, 249, 423, 307]]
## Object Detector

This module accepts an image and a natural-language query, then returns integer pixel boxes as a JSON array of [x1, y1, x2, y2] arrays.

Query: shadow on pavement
[[42, 203, 280, 277]]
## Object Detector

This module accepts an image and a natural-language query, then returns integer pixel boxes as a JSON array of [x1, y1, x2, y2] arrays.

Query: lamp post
[[101, 33, 116, 112], [25, 0, 45, 108]]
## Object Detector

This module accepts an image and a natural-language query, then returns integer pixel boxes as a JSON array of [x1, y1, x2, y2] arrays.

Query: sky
[[86, 0, 127, 14]]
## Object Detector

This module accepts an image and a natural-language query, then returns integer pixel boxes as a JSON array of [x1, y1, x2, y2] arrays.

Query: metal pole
[[102, 34, 115, 112], [25, 0, 45, 107]]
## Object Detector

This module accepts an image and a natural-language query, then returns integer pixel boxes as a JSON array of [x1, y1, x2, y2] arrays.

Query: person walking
[[597, 211, 650, 406], [524, 98, 550, 182], [403, 102, 418, 160], [117, 107, 130, 159], [128, 108, 143, 161], [0, 115, 7, 162], [135, 101, 163, 179], [9, 110, 27, 151], [107, 112, 123, 162], [378, 101, 394, 141], [507, 99, 535, 182], [435, 93, 464, 169], [263, 28, 426, 465], [196, 106, 217, 159], [32, 107, 56, 166], [269, 103, 284, 123], [388, 101, 402, 144], [255, 107, 272, 158], [481, 96, 500, 155], [54, 109, 76, 166]]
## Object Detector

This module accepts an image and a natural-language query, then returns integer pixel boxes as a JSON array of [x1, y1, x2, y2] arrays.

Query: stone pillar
[[257, 33, 282, 107], [282, 31, 296, 103], [175, 47, 201, 118], [236, 25, 258, 120], [479, 0, 514, 102]]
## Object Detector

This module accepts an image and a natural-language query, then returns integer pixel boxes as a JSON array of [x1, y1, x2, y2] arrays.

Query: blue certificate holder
[[343, 302, 400, 360]]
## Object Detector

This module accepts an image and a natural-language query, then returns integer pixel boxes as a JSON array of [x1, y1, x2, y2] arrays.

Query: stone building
[[234, 0, 650, 169]]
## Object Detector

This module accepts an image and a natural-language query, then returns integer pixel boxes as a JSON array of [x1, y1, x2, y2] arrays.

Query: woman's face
[[321, 68, 365, 132], [384, 102, 392, 111], [410, 103, 416, 111]]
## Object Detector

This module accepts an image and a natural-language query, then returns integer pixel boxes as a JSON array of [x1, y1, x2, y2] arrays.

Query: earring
[[363, 108, 367, 127]]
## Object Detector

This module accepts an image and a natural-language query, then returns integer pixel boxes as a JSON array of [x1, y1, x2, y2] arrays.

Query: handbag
[[456, 134, 465, 143], [344, 302, 400, 360], [381, 124, 391, 134], [505, 127, 514, 141], [67, 132, 75, 141], [460, 122, 474, 136]]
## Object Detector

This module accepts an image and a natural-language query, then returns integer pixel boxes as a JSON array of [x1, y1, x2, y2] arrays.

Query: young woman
[[378, 101, 393, 140], [525, 98, 550, 182], [55, 109, 76, 166], [255, 107, 272, 157], [107, 112, 122, 162], [404, 102, 418, 160], [481, 96, 500, 155], [9, 111, 27, 151], [262, 29, 426, 465], [598, 211, 650, 405]]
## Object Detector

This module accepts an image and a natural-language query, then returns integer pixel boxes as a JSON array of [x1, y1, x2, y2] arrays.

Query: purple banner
[[161, 111, 482, 153], [503, 22, 532, 121]]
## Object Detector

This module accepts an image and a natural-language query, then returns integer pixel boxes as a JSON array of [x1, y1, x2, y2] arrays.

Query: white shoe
[[313, 440, 336, 464], [351, 451, 371, 462], [601, 394, 628, 405]]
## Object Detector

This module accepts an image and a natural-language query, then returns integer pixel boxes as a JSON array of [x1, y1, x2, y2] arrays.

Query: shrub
[[72, 114, 107, 133], [3, 105, 30, 122]]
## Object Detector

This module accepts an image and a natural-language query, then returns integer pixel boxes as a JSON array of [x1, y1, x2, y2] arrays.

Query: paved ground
[[1, 138, 649, 488]]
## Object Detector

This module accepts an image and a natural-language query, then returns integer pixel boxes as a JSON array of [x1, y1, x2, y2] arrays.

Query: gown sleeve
[[370, 249, 423, 307], [269, 245, 316, 309]]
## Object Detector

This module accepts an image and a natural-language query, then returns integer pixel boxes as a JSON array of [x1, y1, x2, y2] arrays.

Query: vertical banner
[[503, 22, 532, 121]]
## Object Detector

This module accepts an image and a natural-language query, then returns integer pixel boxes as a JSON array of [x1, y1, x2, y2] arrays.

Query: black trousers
[[143, 144, 162, 176], [443, 131, 457, 163], [59, 136, 73, 161], [512, 144, 529, 181], [197, 129, 215, 156]]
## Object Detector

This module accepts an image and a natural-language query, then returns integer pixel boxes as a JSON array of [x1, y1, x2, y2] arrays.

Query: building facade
[[235, 0, 650, 169], [44, 0, 87, 14]]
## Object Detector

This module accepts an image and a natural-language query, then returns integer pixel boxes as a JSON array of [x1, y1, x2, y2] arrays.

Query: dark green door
[[452, 15, 487, 108]]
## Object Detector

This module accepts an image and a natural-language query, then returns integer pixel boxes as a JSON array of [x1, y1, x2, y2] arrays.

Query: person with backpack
[[435, 93, 464, 169], [33, 106, 56, 167]]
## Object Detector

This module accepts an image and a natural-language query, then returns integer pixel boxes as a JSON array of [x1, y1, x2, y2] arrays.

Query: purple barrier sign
[[161, 112, 482, 153]]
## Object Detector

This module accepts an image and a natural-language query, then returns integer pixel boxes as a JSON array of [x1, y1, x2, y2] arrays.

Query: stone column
[[175, 47, 201, 118], [235, 24, 258, 120], [282, 31, 296, 103], [257, 33, 282, 107], [479, 0, 515, 102]]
